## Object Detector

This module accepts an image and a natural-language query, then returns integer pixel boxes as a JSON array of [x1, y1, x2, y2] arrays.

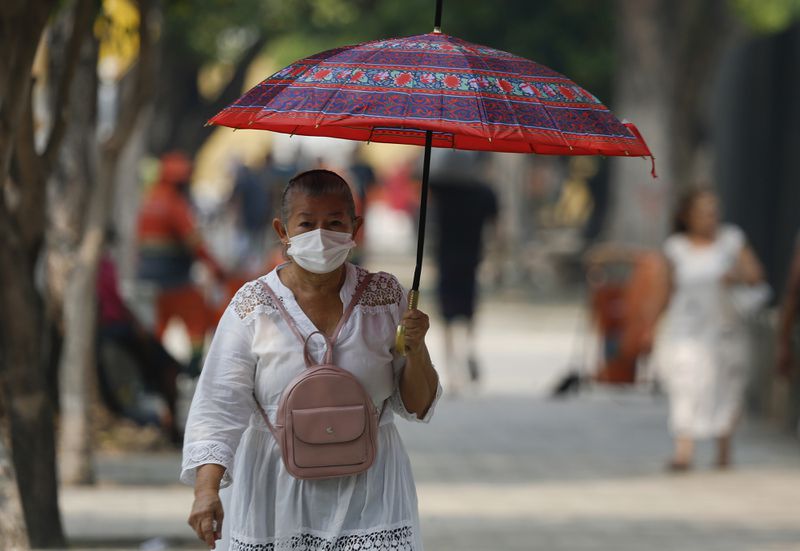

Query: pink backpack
[[255, 274, 383, 480]]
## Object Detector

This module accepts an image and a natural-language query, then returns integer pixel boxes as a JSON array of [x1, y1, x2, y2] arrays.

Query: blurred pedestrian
[[429, 150, 498, 393], [227, 153, 293, 274], [348, 144, 377, 206], [136, 151, 226, 377], [654, 189, 767, 470], [228, 160, 271, 271], [97, 230, 182, 444], [777, 234, 800, 378], [182, 169, 440, 550]]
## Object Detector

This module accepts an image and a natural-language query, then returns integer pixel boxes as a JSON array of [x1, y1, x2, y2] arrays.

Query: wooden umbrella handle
[[395, 290, 420, 356]]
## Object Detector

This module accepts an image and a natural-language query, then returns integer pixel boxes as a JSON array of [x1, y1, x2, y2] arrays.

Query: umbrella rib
[[455, 34, 574, 153], [453, 35, 524, 146], [527, 86, 575, 153], [308, 69, 347, 131], [462, 45, 498, 145], [483, 52, 571, 152]]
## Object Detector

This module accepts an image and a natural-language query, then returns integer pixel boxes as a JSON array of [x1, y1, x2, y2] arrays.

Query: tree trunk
[[57, 189, 106, 486], [57, 0, 157, 485], [608, 0, 737, 246], [607, 0, 673, 247], [0, 416, 29, 549], [53, 18, 101, 486], [58, 149, 126, 485], [113, 109, 152, 284], [0, 219, 65, 548], [490, 153, 531, 287], [0, 0, 94, 542], [0, 0, 54, 184]]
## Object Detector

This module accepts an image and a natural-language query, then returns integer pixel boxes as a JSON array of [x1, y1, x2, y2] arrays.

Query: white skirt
[[220, 414, 422, 551], [655, 334, 749, 439]]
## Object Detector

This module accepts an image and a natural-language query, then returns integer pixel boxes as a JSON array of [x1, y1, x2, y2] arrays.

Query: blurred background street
[[61, 283, 800, 550]]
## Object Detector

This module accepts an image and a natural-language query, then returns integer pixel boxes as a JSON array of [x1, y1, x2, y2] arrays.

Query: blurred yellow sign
[[95, 0, 140, 79]]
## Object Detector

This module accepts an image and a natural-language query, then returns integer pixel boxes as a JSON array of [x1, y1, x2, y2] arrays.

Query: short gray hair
[[280, 169, 357, 224]]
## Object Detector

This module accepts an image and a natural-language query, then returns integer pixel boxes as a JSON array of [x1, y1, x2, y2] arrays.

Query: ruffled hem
[[230, 523, 415, 551]]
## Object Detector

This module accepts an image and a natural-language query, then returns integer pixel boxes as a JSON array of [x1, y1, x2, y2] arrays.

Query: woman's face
[[686, 192, 720, 238], [274, 192, 361, 242]]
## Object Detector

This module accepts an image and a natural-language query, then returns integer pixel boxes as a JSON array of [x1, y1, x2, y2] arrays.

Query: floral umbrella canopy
[[210, 33, 651, 157], [209, 0, 653, 349]]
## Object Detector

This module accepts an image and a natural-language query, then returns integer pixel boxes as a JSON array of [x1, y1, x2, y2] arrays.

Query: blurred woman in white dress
[[654, 189, 766, 470]]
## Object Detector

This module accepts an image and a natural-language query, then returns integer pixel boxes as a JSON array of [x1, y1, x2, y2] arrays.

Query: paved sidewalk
[[61, 299, 800, 550], [404, 393, 800, 551]]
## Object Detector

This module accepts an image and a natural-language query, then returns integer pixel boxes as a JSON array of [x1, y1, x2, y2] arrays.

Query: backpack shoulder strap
[[257, 278, 306, 346], [311, 271, 374, 365], [330, 272, 374, 346]]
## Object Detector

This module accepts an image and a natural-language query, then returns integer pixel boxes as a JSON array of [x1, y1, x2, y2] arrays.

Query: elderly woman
[[654, 189, 766, 471], [181, 169, 441, 550]]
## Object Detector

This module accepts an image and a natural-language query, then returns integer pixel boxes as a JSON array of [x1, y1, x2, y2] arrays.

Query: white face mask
[[286, 228, 356, 274]]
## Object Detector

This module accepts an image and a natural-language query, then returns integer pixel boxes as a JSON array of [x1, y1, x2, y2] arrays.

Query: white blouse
[[181, 262, 442, 551], [660, 225, 745, 339]]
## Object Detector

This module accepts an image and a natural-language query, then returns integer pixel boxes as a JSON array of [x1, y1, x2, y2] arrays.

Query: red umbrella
[[209, 0, 653, 349]]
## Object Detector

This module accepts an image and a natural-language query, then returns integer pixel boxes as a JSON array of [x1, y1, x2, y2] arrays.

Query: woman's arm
[[188, 464, 225, 549], [725, 245, 765, 286], [398, 308, 439, 418], [181, 297, 258, 547]]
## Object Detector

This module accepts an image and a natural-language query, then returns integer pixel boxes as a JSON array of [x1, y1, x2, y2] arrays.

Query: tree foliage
[[733, 0, 800, 33]]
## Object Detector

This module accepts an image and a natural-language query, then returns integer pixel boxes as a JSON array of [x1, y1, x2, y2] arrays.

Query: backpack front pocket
[[291, 405, 369, 468]]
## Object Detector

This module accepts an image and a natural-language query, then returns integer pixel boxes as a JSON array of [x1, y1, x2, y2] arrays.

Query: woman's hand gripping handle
[[395, 290, 420, 356]]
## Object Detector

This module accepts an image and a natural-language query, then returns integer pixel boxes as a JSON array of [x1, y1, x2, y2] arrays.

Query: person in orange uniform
[[136, 151, 226, 377]]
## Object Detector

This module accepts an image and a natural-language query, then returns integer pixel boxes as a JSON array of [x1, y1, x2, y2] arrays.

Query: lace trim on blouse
[[231, 278, 281, 323], [181, 440, 235, 487], [354, 267, 404, 314], [230, 525, 414, 551], [231, 268, 404, 322]]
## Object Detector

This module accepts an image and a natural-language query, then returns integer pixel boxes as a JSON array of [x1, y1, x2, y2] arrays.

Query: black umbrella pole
[[411, 131, 433, 294], [396, 130, 433, 354], [434, 0, 443, 31]]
